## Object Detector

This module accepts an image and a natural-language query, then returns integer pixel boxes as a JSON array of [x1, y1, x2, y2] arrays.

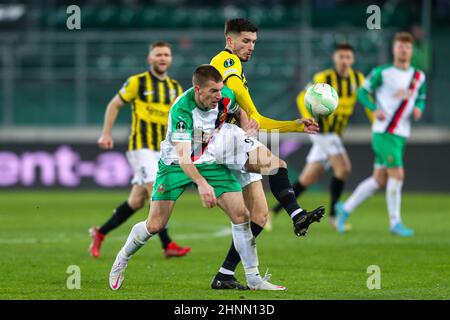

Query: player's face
[[393, 41, 413, 63], [333, 49, 354, 73], [195, 80, 223, 110], [148, 46, 172, 74], [230, 32, 257, 62]]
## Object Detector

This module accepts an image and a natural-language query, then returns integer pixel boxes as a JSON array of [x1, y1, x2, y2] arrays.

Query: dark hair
[[149, 40, 172, 51], [393, 32, 414, 44], [193, 65, 223, 86], [225, 18, 258, 35], [334, 43, 355, 52]]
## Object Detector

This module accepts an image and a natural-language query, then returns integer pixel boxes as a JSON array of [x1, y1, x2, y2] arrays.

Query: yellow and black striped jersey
[[118, 71, 183, 151], [297, 68, 366, 135]]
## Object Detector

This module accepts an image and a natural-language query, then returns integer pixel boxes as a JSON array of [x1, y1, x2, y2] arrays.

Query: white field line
[[0, 227, 232, 244]]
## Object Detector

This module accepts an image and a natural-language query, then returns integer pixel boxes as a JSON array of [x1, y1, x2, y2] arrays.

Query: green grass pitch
[[0, 190, 449, 300]]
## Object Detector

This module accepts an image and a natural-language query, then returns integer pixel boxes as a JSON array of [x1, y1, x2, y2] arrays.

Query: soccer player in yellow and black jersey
[[270, 43, 366, 230], [89, 41, 191, 259], [209, 18, 325, 290]]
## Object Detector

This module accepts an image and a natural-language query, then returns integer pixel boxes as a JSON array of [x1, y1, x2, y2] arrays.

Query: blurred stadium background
[[1, 0, 449, 191], [1, 0, 450, 302]]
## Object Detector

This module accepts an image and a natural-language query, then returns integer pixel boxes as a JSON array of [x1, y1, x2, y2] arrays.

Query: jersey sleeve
[[415, 73, 426, 111], [362, 67, 383, 93], [211, 54, 243, 82], [170, 103, 193, 142], [118, 76, 139, 103]]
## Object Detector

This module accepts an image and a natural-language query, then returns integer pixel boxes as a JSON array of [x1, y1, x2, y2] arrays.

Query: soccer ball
[[304, 83, 339, 118]]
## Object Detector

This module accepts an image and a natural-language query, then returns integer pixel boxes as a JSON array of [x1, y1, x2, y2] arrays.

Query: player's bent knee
[[128, 197, 146, 210], [146, 220, 165, 234], [251, 212, 267, 227]]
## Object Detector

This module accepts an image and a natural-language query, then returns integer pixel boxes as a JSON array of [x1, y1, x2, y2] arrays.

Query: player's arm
[[225, 76, 309, 133], [171, 105, 216, 208], [175, 142, 217, 208], [98, 95, 125, 149], [235, 107, 259, 137], [413, 74, 426, 121], [358, 67, 384, 120], [98, 76, 138, 149]]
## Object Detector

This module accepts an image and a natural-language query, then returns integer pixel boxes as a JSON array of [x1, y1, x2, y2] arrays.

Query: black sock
[[217, 222, 264, 280], [99, 201, 136, 235], [159, 226, 172, 249], [268, 167, 302, 221], [330, 176, 345, 217], [271, 181, 306, 214]]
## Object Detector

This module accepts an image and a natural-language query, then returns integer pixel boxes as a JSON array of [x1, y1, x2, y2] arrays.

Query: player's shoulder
[[127, 71, 148, 81], [312, 69, 334, 82], [211, 50, 242, 71], [372, 64, 393, 74], [221, 85, 235, 97], [414, 68, 426, 79], [171, 88, 195, 112], [167, 75, 182, 86]]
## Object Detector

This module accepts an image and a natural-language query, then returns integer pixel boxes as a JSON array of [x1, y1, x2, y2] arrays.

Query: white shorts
[[126, 149, 161, 185], [306, 133, 347, 169], [210, 123, 263, 187]]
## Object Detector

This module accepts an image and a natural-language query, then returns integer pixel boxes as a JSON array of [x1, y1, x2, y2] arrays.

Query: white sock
[[386, 178, 403, 228], [231, 222, 261, 286], [119, 221, 152, 260], [344, 177, 380, 213]]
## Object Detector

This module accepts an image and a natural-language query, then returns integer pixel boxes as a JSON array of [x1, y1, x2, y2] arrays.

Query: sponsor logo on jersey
[[223, 68, 238, 77], [224, 58, 235, 68]]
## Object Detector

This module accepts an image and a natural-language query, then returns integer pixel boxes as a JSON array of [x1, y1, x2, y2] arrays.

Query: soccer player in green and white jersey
[[335, 32, 426, 236], [109, 65, 286, 291]]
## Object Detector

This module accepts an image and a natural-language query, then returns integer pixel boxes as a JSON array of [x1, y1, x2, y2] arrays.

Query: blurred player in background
[[335, 32, 426, 236], [90, 41, 191, 258], [209, 18, 325, 290], [269, 43, 365, 230]]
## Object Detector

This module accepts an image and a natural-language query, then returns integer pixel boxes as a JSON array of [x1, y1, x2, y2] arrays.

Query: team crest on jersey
[[157, 184, 166, 194], [224, 58, 235, 68], [176, 121, 187, 132]]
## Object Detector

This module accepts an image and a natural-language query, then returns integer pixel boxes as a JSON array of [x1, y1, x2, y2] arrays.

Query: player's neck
[[194, 94, 207, 110], [150, 68, 167, 81], [394, 60, 411, 70], [225, 46, 235, 56], [336, 68, 350, 78]]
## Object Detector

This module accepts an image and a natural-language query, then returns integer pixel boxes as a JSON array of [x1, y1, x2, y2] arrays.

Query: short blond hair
[[393, 32, 414, 44]]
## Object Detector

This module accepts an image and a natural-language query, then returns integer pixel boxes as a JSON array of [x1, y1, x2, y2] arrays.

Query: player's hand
[[413, 107, 422, 121], [197, 180, 217, 208], [244, 118, 259, 137], [374, 109, 386, 121], [98, 134, 114, 149], [298, 118, 320, 134]]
